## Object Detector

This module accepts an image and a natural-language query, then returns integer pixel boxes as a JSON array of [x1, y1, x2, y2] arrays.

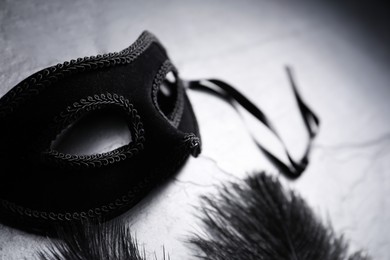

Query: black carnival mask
[[0, 31, 319, 232]]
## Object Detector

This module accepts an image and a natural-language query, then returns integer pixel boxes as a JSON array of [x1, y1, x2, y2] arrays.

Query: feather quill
[[190, 172, 371, 260]]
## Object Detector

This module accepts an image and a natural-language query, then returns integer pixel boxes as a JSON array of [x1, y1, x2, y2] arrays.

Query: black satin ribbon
[[188, 66, 320, 179]]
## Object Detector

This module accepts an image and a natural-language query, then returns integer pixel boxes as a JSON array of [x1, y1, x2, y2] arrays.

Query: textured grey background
[[0, 0, 389, 259]]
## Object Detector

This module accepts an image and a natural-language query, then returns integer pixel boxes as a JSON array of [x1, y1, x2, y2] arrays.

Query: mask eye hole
[[51, 108, 132, 156], [156, 71, 178, 120]]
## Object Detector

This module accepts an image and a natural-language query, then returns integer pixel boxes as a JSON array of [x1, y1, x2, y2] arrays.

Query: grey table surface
[[0, 0, 389, 259]]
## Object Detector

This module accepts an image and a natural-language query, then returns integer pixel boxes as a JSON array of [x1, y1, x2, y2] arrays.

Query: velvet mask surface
[[0, 31, 201, 232]]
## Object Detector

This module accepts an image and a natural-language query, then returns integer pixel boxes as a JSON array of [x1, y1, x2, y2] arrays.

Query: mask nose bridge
[[46, 58, 185, 168]]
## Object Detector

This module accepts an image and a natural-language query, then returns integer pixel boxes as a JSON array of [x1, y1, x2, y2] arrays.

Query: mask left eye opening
[[43, 94, 145, 169], [51, 107, 133, 156]]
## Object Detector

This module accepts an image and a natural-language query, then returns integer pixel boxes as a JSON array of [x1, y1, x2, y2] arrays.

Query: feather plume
[[190, 172, 371, 260], [37, 220, 169, 260], [37, 172, 370, 260]]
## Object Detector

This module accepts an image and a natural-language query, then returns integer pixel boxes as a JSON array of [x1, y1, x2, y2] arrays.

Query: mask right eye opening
[[156, 70, 179, 120]]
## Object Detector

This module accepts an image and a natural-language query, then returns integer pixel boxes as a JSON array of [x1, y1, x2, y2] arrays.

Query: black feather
[[37, 220, 169, 260], [190, 172, 371, 260]]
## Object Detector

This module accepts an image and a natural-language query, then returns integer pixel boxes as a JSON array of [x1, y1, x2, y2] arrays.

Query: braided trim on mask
[[42, 93, 145, 169], [151, 60, 185, 128], [0, 31, 157, 117], [0, 135, 193, 222]]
